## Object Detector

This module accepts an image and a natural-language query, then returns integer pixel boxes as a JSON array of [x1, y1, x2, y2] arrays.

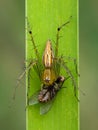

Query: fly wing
[[40, 98, 55, 115], [28, 90, 40, 105]]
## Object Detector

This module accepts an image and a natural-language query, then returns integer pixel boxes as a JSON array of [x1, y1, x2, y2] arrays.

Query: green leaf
[[26, 0, 79, 130]]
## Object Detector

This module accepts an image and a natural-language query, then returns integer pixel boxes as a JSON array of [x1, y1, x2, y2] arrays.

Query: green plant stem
[[26, 0, 79, 130]]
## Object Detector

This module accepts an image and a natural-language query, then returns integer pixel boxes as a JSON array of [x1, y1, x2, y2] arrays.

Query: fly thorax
[[54, 83, 59, 90]]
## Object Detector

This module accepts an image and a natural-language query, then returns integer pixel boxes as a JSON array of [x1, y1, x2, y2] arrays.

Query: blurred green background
[[80, 0, 98, 130], [0, 0, 98, 130], [0, 0, 25, 130]]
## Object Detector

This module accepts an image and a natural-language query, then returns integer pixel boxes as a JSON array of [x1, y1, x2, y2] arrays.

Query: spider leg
[[61, 56, 85, 97], [55, 16, 72, 58], [26, 18, 42, 78], [27, 66, 31, 105], [73, 58, 80, 77], [60, 59, 79, 101], [26, 18, 39, 60], [13, 60, 37, 100], [64, 56, 80, 76]]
